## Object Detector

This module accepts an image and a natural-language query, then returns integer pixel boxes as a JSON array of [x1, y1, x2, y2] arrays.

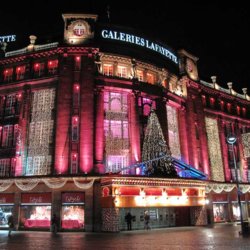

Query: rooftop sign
[[0, 35, 16, 43], [101, 29, 178, 64]]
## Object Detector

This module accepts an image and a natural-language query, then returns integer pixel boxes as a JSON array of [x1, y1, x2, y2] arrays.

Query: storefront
[[61, 192, 85, 230], [19, 193, 52, 229], [231, 194, 248, 221], [0, 193, 14, 228], [101, 177, 207, 232], [212, 193, 229, 222]]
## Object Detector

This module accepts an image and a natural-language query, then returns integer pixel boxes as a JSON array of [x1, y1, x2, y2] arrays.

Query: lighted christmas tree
[[142, 110, 177, 177]]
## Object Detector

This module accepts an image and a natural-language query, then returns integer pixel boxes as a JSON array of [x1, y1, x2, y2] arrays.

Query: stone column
[[79, 54, 95, 173], [128, 91, 141, 174], [94, 87, 105, 173]]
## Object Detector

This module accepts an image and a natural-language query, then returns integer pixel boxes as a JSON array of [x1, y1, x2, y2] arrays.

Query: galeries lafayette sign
[[101, 29, 178, 64], [0, 35, 16, 43]]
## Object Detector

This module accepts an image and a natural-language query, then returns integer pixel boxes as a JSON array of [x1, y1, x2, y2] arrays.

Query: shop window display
[[0, 206, 13, 227], [61, 205, 84, 229], [213, 203, 227, 222], [20, 205, 51, 228]]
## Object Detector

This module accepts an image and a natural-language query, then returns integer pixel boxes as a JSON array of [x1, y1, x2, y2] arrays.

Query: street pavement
[[1, 223, 250, 250]]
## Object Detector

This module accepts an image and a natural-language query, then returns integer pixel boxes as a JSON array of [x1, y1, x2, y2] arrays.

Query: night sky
[[1, 1, 249, 93]]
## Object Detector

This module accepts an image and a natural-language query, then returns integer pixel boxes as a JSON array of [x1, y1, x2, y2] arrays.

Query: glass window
[[0, 206, 13, 227], [103, 64, 113, 76], [1, 125, 13, 147], [5, 94, 16, 116], [117, 65, 127, 78], [71, 153, 78, 174], [75, 56, 81, 70], [61, 205, 84, 229], [0, 159, 11, 176], [72, 116, 79, 141], [34, 62, 45, 77], [146, 72, 155, 84], [16, 66, 26, 80], [104, 91, 130, 174], [48, 60, 58, 75], [137, 70, 144, 81], [3, 68, 13, 82], [73, 84, 80, 107], [20, 205, 51, 229]]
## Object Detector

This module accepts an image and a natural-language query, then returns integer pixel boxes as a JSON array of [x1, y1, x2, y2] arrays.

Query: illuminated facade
[[0, 13, 250, 232]]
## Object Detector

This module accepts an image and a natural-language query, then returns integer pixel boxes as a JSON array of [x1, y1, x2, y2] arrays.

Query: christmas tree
[[142, 110, 177, 177]]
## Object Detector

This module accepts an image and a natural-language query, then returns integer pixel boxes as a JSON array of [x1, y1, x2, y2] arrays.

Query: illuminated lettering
[[101, 29, 178, 64], [0, 35, 16, 43]]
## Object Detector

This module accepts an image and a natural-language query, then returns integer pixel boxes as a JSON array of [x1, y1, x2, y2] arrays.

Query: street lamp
[[227, 135, 246, 235]]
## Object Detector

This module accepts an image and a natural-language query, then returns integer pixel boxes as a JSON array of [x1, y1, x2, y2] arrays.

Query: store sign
[[21, 193, 52, 204], [101, 29, 178, 64], [0, 34, 16, 43], [0, 193, 14, 203], [212, 194, 228, 202], [62, 192, 85, 203]]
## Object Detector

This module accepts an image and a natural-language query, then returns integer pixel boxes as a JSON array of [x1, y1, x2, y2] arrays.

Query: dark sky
[[1, 1, 249, 93]]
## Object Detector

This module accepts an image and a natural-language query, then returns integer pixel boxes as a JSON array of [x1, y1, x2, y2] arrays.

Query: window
[[71, 153, 78, 174], [220, 100, 225, 111], [72, 116, 79, 141], [26, 89, 55, 176], [227, 103, 232, 113], [5, 94, 16, 116], [73, 84, 80, 107], [117, 65, 127, 78], [16, 65, 26, 80], [1, 125, 13, 147], [103, 64, 113, 76], [236, 106, 241, 116], [137, 70, 144, 81], [34, 62, 45, 77], [146, 72, 155, 84], [75, 56, 81, 70], [0, 158, 11, 177], [48, 60, 58, 75], [3, 68, 13, 82], [139, 98, 156, 116], [104, 92, 130, 174]]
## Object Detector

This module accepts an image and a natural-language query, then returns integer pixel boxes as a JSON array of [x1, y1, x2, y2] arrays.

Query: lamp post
[[227, 135, 246, 235]]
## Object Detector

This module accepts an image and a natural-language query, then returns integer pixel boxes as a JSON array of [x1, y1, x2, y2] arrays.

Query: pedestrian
[[8, 213, 14, 237], [51, 213, 59, 235], [144, 211, 150, 230], [125, 212, 133, 230]]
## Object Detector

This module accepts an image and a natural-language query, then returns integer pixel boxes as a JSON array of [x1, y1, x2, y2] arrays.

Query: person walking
[[8, 213, 14, 237], [125, 212, 133, 230], [144, 211, 150, 230], [51, 213, 59, 235]]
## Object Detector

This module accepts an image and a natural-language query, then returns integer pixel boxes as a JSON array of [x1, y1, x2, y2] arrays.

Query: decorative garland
[[0, 177, 96, 191], [0, 180, 14, 192], [73, 178, 96, 189], [42, 178, 67, 189], [15, 179, 39, 191], [206, 183, 250, 194]]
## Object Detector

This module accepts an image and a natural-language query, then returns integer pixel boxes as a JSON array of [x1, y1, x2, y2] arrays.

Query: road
[[0, 223, 249, 250]]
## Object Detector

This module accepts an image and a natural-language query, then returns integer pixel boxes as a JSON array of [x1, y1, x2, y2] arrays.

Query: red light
[[76, 56, 80, 62], [17, 67, 21, 72], [74, 117, 78, 122], [5, 70, 8, 74], [49, 61, 53, 66], [35, 63, 39, 68]]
